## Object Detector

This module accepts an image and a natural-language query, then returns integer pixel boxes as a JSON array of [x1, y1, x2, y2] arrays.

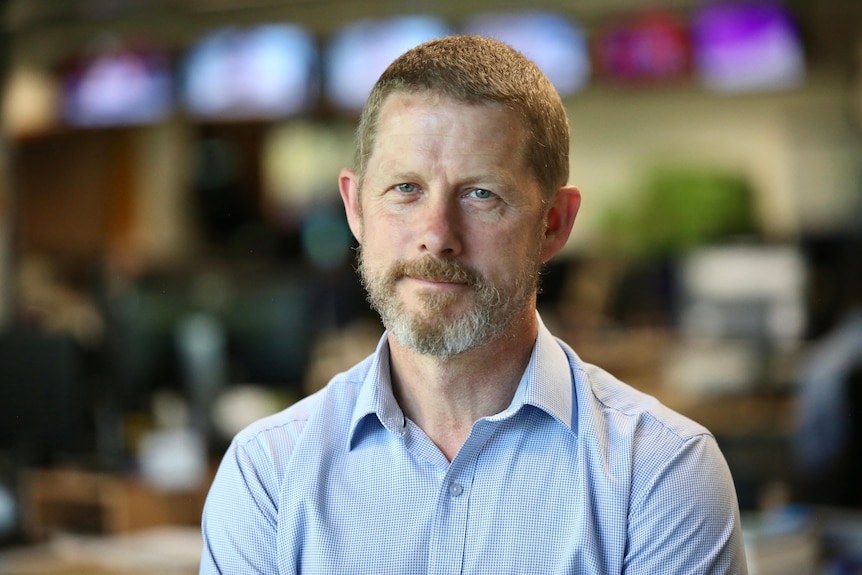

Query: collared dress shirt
[[200, 316, 747, 574]]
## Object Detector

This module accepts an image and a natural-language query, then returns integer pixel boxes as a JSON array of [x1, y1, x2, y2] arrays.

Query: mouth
[[408, 272, 467, 283], [403, 275, 470, 291]]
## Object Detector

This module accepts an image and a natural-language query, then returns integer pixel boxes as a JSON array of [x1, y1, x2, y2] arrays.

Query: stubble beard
[[358, 247, 543, 360]]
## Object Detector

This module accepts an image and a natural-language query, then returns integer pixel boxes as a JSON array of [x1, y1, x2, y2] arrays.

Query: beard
[[358, 246, 543, 360]]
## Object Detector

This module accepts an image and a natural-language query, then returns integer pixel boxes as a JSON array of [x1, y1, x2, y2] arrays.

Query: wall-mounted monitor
[[182, 24, 319, 120], [691, 1, 805, 93], [593, 9, 691, 85], [60, 40, 172, 127], [323, 15, 454, 113], [462, 11, 590, 97]]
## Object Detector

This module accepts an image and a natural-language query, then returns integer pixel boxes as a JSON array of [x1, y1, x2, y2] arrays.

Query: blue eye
[[469, 188, 493, 199], [396, 183, 418, 193]]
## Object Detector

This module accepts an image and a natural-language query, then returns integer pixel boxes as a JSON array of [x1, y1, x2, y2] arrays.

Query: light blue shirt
[[200, 317, 747, 574]]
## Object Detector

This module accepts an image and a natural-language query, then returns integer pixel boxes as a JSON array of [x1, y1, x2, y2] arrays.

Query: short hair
[[354, 35, 570, 201]]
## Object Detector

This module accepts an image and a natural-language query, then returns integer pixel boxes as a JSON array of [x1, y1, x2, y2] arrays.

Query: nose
[[417, 195, 462, 258]]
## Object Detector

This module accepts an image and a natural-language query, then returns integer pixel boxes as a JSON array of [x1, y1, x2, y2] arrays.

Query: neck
[[387, 310, 538, 460]]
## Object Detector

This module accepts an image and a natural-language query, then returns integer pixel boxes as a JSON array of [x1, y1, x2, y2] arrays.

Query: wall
[[565, 75, 862, 255]]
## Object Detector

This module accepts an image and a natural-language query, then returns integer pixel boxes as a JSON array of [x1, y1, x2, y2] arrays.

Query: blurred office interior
[[0, 0, 861, 572]]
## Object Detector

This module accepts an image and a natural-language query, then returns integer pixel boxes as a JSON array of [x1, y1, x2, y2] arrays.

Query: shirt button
[[449, 483, 464, 497]]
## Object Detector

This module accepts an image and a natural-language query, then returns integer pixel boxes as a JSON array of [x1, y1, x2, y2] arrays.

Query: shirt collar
[[348, 313, 576, 447], [495, 314, 576, 433], [349, 335, 406, 443]]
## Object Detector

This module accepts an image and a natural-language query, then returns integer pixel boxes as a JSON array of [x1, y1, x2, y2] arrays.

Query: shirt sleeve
[[199, 435, 281, 575], [624, 433, 748, 575]]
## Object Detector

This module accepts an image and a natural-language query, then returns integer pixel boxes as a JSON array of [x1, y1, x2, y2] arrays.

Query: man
[[200, 35, 748, 574]]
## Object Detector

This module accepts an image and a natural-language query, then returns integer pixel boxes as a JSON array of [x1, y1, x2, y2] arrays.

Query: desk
[[0, 526, 202, 575], [20, 468, 209, 541]]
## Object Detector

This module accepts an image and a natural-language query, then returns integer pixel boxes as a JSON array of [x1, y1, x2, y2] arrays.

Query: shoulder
[[562, 340, 711, 444], [553, 340, 747, 572], [231, 353, 376, 464], [559, 338, 735, 493], [557, 338, 722, 483]]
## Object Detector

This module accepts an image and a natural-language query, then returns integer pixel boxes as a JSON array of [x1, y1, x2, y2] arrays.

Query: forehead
[[369, 92, 527, 165], [376, 90, 515, 128]]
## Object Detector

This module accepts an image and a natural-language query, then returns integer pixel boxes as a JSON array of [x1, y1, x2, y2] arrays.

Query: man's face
[[344, 92, 550, 359]]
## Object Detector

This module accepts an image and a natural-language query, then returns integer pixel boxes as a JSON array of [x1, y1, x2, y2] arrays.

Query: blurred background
[[0, 0, 861, 573]]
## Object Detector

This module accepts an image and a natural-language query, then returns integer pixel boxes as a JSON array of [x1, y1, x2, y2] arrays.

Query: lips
[[407, 273, 466, 284]]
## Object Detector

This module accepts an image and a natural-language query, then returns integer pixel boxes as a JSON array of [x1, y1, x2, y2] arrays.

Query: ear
[[339, 168, 363, 243], [541, 185, 580, 262]]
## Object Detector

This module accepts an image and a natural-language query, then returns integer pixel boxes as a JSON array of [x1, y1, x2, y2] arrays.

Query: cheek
[[490, 225, 544, 274], [472, 232, 526, 275], [366, 209, 418, 249], [358, 218, 404, 267]]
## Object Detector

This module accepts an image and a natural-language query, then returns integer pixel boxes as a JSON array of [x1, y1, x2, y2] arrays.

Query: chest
[[277, 417, 630, 574]]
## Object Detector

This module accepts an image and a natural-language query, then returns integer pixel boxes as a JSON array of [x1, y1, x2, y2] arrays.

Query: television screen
[[324, 15, 453, 113], [462, 11, 590, 97], [594, 9, 691, 84], [61, 41, 172, 127], [691, 1, 805, 93], [182, 24, 319, 120]]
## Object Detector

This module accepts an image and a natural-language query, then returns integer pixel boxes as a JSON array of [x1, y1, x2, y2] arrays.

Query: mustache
[[390, 256, 483, 287]]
